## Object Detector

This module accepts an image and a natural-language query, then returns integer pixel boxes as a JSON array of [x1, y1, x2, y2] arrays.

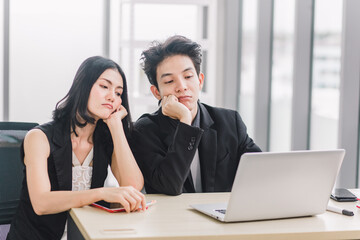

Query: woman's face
[[87, 68, 124, 120]]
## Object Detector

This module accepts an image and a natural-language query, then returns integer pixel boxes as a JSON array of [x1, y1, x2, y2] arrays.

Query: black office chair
[[0, 122, 38, 239]]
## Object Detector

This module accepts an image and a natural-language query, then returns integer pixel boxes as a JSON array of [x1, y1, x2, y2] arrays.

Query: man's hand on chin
[[161, 95, 192, 125]]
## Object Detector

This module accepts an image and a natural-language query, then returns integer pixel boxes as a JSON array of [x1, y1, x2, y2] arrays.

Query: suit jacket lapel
[[198, 103, 217, 192], [91, 143, 106, 189], [52, 121, 72, 191], [91, 121, 111, 189]]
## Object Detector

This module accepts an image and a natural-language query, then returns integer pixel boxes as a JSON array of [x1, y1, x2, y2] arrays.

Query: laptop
[[190, 149, 345, 222]]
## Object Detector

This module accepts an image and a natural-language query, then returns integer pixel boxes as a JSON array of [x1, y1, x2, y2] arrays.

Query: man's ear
[[150, 85, 162, 100], [198, 72, 205, 90]]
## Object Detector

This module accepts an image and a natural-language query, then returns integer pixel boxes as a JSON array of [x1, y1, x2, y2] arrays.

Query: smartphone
[[91, 200, 156, 213], [330, 188, 357, 202]]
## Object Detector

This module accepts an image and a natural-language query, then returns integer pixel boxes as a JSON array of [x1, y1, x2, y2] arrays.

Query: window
[[310, 0, 343, 150], [111, 0, 217, 120], [239, 0, 258, 137], [269, 0, 295, 151], [0, 1, 4, 120]]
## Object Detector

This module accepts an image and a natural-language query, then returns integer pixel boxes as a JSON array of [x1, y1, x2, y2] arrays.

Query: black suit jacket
[[7, 120, 112, 240], [130, 103, 261, 196]]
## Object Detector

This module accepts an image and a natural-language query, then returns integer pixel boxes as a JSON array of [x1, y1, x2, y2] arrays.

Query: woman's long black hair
[[53, 56, 133, 139]]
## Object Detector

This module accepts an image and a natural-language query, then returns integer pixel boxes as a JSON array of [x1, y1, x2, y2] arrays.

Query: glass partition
[[239, 0, 258, 137], [0, 1, 4, 120], [310, 0, 342, 150], [269, 0, 295, 151]]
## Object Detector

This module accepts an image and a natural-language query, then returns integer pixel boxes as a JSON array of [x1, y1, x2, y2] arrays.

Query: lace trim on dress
[[61, 147, 94, 240], [72, 147, 93, 191]]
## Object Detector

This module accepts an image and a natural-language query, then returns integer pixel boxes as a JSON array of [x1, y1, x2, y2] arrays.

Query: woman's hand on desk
[[100, 186, 146, 213]]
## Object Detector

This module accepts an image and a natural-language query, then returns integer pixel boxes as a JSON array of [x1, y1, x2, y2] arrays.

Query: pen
[[327, 205, 354, 216]]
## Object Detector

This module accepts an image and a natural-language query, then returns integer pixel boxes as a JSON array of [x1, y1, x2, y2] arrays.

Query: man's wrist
[[179, 113, 192, 125]]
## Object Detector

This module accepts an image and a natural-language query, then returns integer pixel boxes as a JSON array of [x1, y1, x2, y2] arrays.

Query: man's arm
[[131, 120, 203, 195], [235, 111, 262, 156]]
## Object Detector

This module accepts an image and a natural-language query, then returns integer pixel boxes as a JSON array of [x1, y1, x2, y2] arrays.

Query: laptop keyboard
[[215, 209, 226, 214]]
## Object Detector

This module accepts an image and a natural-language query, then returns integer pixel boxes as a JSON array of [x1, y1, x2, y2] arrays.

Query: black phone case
[[330, 188, 357, 202]]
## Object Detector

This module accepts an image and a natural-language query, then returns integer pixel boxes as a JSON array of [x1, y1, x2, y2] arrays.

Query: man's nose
[[175, 79, 187, 92]]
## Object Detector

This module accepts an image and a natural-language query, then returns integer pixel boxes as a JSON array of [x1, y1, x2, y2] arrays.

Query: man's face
[[151, 55, 204, 117]]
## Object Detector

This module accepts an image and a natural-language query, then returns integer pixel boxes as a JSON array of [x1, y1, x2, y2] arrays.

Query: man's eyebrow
[[100, 78, 123, 89], [160, 73, 172, 79], [182, 67, 194, 73], [160, 67, 195, 79]]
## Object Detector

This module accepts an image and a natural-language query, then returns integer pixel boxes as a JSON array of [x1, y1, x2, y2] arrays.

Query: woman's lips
[[102, 104, 113, 109]]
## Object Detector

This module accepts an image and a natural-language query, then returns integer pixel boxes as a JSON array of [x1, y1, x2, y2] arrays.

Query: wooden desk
[[68, 190, 360, 240]]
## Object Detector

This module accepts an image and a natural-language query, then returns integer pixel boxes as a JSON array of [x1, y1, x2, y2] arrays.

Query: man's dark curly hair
[[140, 35, 202, 89]]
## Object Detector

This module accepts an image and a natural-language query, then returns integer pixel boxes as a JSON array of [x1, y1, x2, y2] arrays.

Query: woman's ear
[[150, 85, 162, 100]]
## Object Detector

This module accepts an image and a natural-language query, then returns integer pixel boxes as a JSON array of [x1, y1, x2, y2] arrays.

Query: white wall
[[0, 1, 4, 120], [9, 0, 104, 124]]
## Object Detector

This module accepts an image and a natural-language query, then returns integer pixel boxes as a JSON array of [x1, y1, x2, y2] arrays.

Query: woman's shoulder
[[24, 121, 59, 144], [30, 120, 69, 148], [24, 128, 48, 146], [21, 128, 54, 170], [35, 120, 68, 136], [23, 128, 50, 159], [34, 120, 59, 132]]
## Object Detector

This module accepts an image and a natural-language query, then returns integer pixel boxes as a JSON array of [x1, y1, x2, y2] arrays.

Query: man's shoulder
[[203, 103, 235, 111], [200, 103, 238, 119], [134, 110, 161, 130]]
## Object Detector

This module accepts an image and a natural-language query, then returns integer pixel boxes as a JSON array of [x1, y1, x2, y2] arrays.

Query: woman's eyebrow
[[100, 78, 123, 89]]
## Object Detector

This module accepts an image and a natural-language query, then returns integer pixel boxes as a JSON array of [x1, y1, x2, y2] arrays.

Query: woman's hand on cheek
[[103, 105, 127, 130], [113, 105, 128, 120]]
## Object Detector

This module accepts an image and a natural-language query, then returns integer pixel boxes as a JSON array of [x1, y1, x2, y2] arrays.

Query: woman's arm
[[25, 129, 145, 215], [105, 106, 144, 191]]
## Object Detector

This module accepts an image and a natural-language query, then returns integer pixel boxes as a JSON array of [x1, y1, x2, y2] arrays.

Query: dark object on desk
[[0, 122, 38, 224], [94, 200, 122, 209], [330, 188, 357, 202], [91, 200, 156, 213], [342, 209, 354, 216]]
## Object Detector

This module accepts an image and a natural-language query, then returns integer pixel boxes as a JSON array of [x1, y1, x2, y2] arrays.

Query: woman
[[7, 56, 146, 240]]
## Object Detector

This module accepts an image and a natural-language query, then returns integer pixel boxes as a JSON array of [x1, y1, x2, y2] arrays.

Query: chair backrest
[[0, 122, 38, 224]]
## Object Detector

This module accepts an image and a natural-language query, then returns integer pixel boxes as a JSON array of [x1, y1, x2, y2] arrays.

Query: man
[[130, 35, 261, 196]]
